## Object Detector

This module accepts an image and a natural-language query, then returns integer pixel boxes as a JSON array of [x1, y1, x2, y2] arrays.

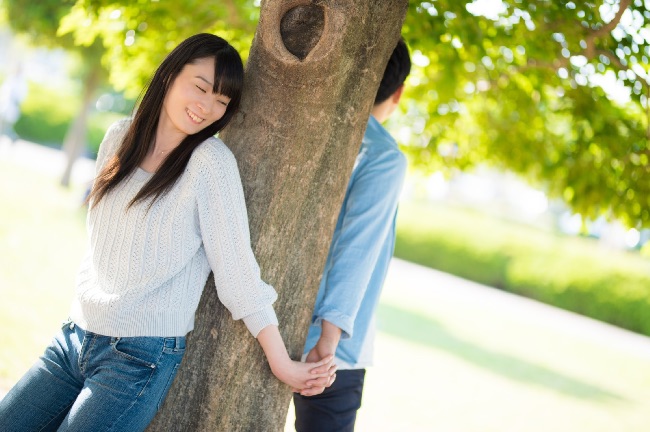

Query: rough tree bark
[[147, 1, 408, 430]]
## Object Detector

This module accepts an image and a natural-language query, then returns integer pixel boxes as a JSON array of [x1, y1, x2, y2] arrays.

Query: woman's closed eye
[[196, 85, 207, 93]]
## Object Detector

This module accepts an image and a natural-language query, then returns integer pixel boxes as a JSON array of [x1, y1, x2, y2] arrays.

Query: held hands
[[272, 356, 337, 397], [256, 325, 337, 397], [294, 319, 342, 396], [299, 334, 339, 396]]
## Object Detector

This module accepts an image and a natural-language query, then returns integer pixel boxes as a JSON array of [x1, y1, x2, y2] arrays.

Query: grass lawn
[[2, 151, 650, 431], [0, 160, 87, 390]]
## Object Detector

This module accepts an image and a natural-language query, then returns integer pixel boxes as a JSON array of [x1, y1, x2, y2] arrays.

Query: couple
[[0, 33, 411, 432]]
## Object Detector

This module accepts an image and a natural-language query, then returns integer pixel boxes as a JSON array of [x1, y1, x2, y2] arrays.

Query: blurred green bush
[[13, 82, 127, 156], [395, 201, 650, 336]]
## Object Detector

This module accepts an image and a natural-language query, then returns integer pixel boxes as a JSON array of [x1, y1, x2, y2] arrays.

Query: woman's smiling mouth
[[186, 108, 204, 124]]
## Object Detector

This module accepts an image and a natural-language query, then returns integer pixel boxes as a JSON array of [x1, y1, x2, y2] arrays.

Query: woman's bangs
[[213, 51, 243, 99]]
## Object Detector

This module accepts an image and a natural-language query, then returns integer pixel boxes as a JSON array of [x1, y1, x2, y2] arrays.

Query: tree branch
[[592, 0, 631, 40], [585, 0, 631, 58], [517, 1, 632, 79]]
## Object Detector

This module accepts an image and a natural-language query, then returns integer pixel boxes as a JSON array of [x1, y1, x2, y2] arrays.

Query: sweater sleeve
[[195, 141, 279, 338]]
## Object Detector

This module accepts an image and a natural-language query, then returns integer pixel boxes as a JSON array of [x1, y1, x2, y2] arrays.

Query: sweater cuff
[[243, 305, 279, 338]]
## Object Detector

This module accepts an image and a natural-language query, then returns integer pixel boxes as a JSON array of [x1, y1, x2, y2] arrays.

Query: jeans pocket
[[103, 337, 162, 397], [111, 337, 160, 369]]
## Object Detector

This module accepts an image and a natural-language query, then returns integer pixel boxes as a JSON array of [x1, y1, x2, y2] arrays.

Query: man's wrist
[[319, 320, 342, 350]]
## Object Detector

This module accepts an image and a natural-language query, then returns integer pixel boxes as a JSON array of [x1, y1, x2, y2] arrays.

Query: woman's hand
[[256, 325, 337, 396], [272, 356, 337, 396], [298, 319, 341, 395]]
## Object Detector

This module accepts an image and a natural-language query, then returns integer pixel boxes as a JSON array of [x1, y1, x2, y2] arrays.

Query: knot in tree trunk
[[280, 4, 325, 61]]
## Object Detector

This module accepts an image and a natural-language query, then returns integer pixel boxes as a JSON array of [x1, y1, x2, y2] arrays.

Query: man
[[0, 63, 28, 143], [294, 38, 412, 432]]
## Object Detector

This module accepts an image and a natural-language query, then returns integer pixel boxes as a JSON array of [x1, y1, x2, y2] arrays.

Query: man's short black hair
[[374, 38, 411, 105]]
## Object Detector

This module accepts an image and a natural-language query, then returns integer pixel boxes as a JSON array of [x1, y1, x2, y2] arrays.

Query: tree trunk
[[60, 64, 101, 187], [147, 1, 408, 430]]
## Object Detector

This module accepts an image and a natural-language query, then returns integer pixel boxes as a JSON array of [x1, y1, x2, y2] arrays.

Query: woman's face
[[160, 57, 232, 139]]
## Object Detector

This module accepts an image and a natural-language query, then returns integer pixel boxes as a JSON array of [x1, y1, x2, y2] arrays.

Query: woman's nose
[[197, 99, 213, 115]]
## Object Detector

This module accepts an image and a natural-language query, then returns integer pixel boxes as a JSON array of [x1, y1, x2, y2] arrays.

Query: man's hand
[[301, 320, 342, 394], [257, 325, 336, 396]]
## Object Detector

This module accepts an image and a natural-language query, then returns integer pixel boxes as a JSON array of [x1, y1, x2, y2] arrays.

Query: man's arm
[[306, 320, 342, 362], [313, 148, 407, 339], [306, 148, 406, 389]]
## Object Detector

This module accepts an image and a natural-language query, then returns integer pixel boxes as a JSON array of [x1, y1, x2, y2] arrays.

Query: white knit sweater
[[70, 119, 278, 337]]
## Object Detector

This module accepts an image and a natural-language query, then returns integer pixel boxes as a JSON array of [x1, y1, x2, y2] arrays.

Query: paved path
[[349, 258, 650, 431], [385, 258, 650, 359], [0, 136, 96, 186]]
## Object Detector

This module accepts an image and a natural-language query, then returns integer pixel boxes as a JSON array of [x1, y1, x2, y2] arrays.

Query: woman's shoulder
[[105, 117, 132, 142], [192, 136, 237, 168], [96, 117, 132, 166], [188, 137, 241, 192]]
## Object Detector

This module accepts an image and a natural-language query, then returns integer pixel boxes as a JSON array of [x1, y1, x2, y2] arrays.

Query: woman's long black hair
[[88, 33, 244, 209]]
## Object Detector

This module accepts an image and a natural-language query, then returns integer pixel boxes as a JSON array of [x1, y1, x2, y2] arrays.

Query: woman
[[0, 33, 335, 431]]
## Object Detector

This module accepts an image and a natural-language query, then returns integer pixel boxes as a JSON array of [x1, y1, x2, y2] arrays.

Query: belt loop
[[174, 337, 181, 352]]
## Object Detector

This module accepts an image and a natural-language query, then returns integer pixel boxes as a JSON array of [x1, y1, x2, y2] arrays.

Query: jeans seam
[[79, 332, 98, 376], [105, 392, 141, 432], [36, 399, 75, 432], [110, 338, 165, 397], [136, 366, 157, 398], [156, 363, 180, 410], [104, 357, 166, 431]]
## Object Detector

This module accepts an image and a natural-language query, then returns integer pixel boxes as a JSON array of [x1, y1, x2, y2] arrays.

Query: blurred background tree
[[3, 0, 108, 186]]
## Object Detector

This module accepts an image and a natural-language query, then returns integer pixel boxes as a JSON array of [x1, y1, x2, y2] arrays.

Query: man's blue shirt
[[304, 116, 407, 368]]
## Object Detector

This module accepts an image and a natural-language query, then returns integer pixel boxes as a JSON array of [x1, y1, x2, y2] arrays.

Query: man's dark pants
[[293, 369, 366, 432]]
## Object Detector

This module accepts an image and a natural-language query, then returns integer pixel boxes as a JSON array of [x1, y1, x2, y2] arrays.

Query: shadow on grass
[[378, 303, 625, 402]]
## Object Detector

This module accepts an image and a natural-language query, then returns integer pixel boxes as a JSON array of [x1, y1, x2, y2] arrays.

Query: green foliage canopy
[[399, 0, 649, 228], [5, 0, 649, 227], [3, 0, 104, 71], [56, 0, 259, 96]]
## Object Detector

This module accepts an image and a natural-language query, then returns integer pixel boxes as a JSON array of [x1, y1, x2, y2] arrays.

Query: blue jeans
[[0, 321, 185, 431]]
